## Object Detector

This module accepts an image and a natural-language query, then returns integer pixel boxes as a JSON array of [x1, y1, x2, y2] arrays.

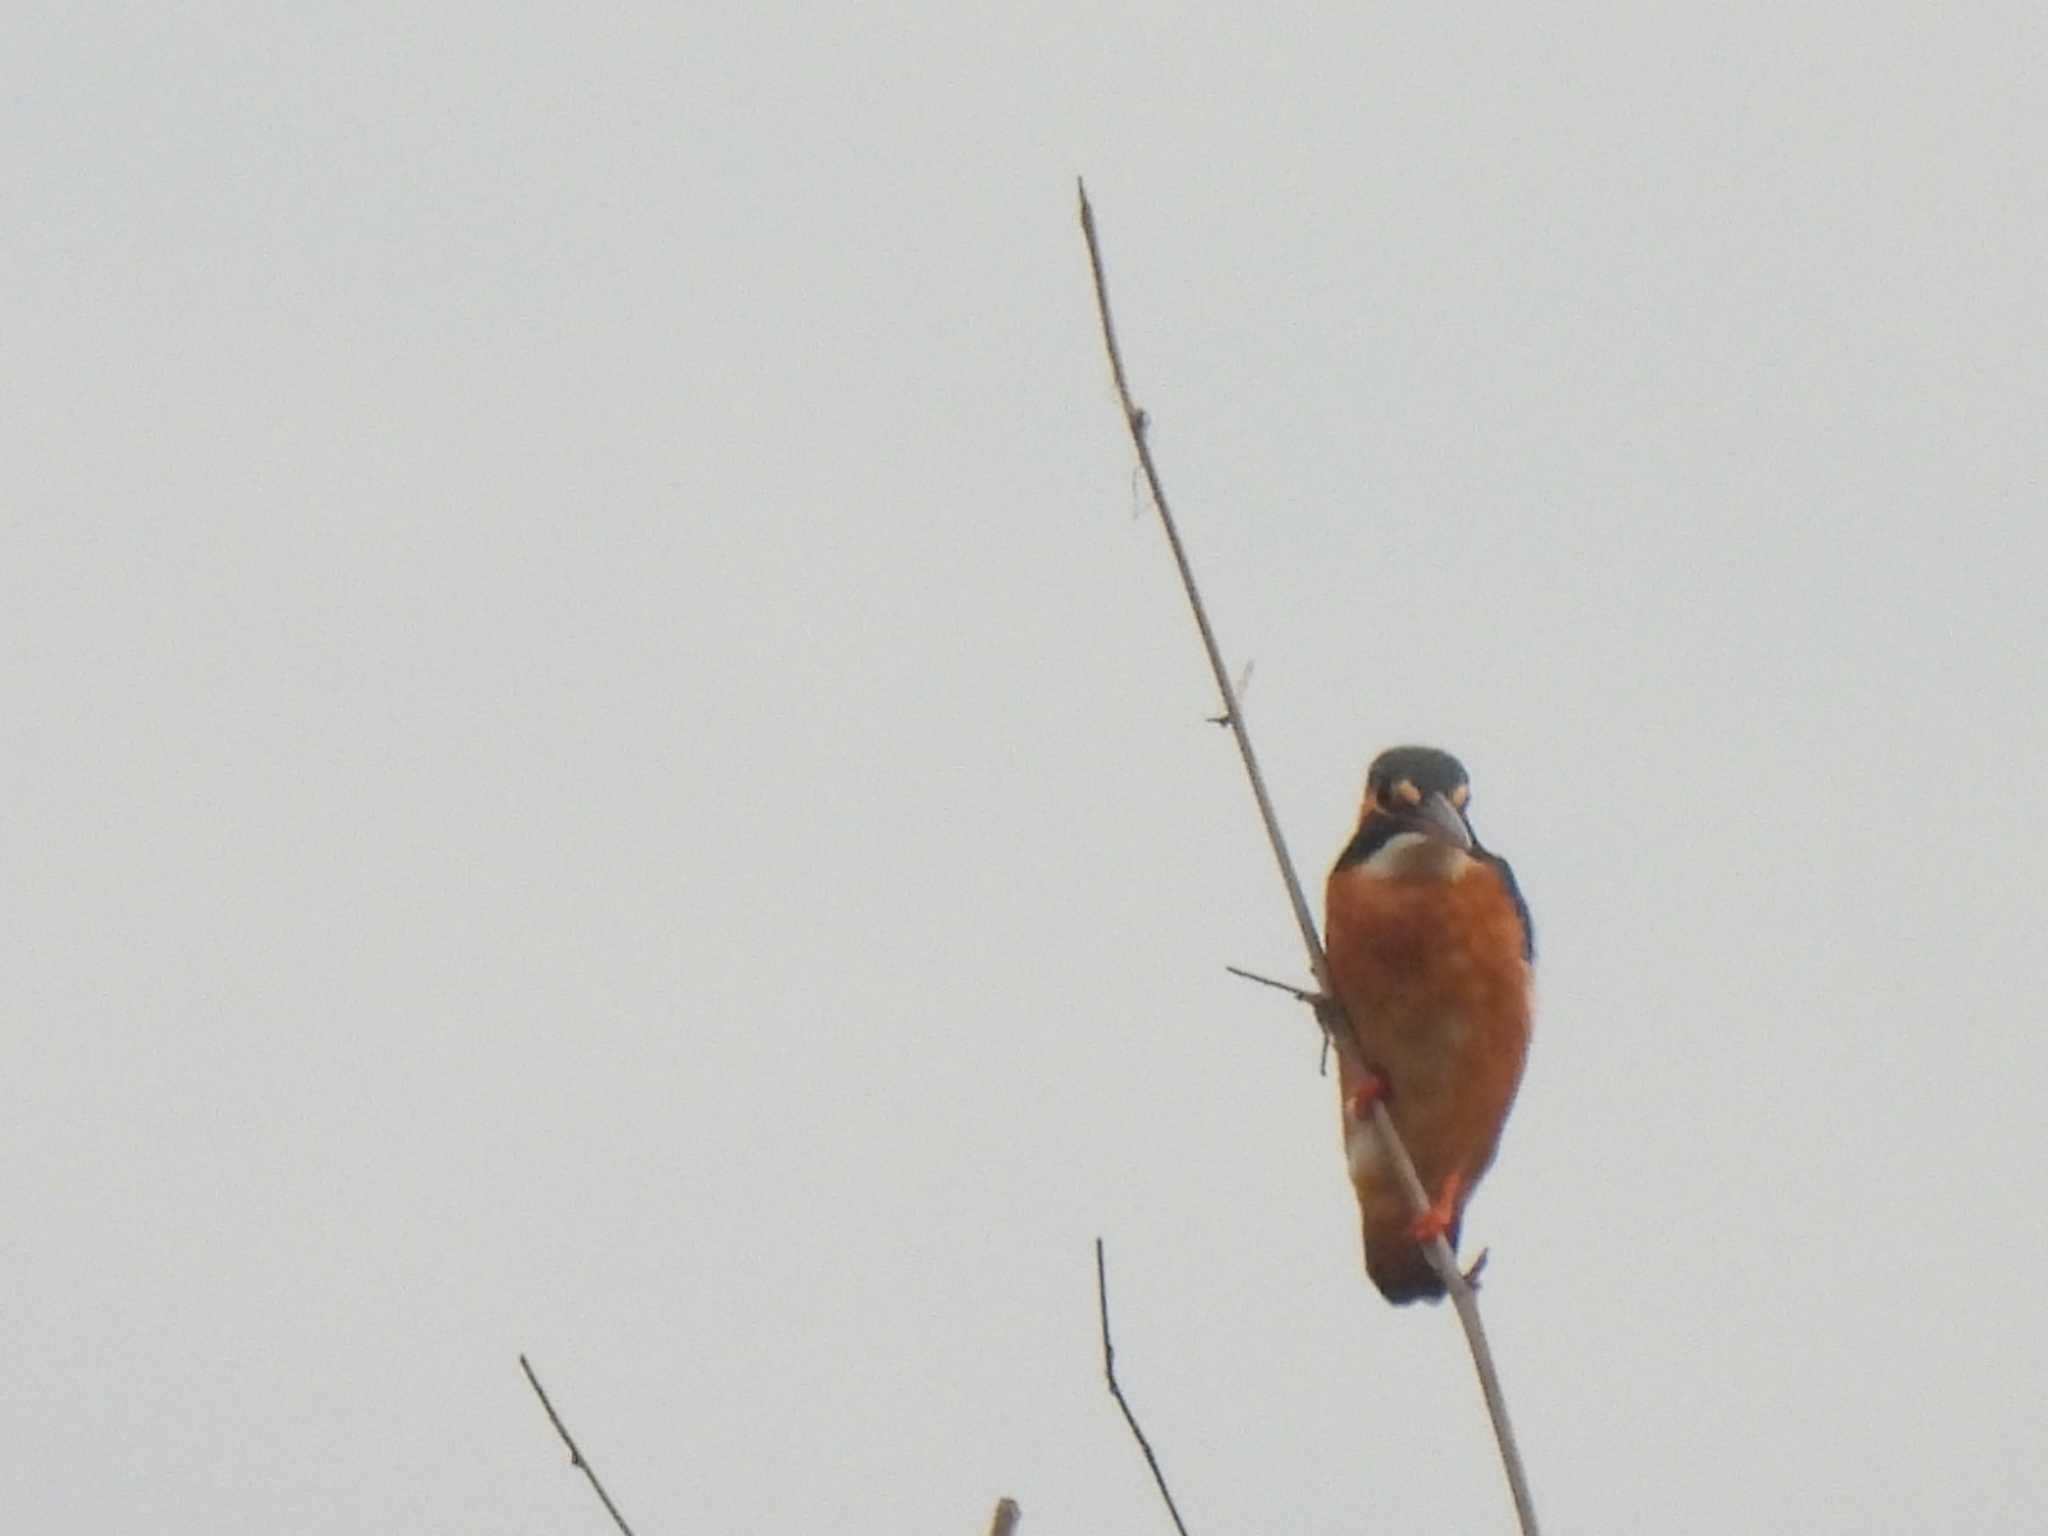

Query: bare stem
[[1075, 183, 1333, 1013], [1076, 177, 1540, 1536], [519, 1354, 638, 1536], [988, 1496, 1022, 1536], [1095, 1239, 1192, 1536]]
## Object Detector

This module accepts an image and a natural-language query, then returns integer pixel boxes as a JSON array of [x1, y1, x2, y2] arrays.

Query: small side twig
[[1078, 177, 1540, 1536], [988, 1496, 1022, 1536], [1223, 964, 1321, 1004], [1094, 1239, 1192, 1536], [1225, 964, 1334, 1073], [519, 1354, 637, 1536]]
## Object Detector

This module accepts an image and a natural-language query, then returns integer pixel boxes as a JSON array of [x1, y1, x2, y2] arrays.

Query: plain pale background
[[7, 3, 2045, 1531]]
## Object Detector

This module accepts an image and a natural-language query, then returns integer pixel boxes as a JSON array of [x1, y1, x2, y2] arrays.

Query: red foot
[[1347, 1069, 1390, 1121], [1408, 1171, 1466, 1244]]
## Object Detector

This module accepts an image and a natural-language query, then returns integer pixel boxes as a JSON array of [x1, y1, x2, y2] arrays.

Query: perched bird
[[1323, 746, 1533, 1304]]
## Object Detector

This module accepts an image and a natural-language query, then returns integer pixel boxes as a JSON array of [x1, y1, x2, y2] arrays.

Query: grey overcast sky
[[6, 3, 2045, 1532]]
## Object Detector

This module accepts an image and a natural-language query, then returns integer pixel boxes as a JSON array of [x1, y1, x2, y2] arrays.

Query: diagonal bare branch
[[1075, 184, 1333, 1004], [1095, 1239, 1192, 1536], [520, 1354, 638, 1536], [1076, 177, 1540, 1536]]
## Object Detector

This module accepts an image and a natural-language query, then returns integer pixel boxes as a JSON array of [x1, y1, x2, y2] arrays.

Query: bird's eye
[[1392, 779, 1423, 807], [1448, 784, 1470, 810]]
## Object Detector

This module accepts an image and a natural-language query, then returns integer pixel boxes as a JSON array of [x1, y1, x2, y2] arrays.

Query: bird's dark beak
[[1410, 791, 1473, 851]]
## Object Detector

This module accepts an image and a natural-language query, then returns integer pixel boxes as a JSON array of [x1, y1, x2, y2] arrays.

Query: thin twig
[[1223, 963, 1320, 1004], [1077, 177, 1541, 1536], [1227, 964, 1336, 1073], [988, 1496, 1022, 1536], [519, 1354, 638, 1536], [1094, 1239, 1192, 1536], [1076, 185, 1332, 1004]]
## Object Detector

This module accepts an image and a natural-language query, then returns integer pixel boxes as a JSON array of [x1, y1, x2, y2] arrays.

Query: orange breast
[[1323, 860, 1532, 1219]]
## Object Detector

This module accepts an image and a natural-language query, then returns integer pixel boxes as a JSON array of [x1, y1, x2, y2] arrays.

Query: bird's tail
[[1364, 1218, 1459, 1305]]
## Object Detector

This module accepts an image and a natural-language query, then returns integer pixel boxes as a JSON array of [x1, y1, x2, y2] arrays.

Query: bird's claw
[[1408, 1171, 1465, 1245], [1346, 1068, 1390, 1122]]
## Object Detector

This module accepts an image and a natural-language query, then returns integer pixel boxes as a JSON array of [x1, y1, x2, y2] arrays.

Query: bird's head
[[1345, 744, 1476, 878]]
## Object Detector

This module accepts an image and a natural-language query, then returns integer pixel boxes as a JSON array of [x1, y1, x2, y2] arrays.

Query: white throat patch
[[1363, 832, 1474, 882]]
